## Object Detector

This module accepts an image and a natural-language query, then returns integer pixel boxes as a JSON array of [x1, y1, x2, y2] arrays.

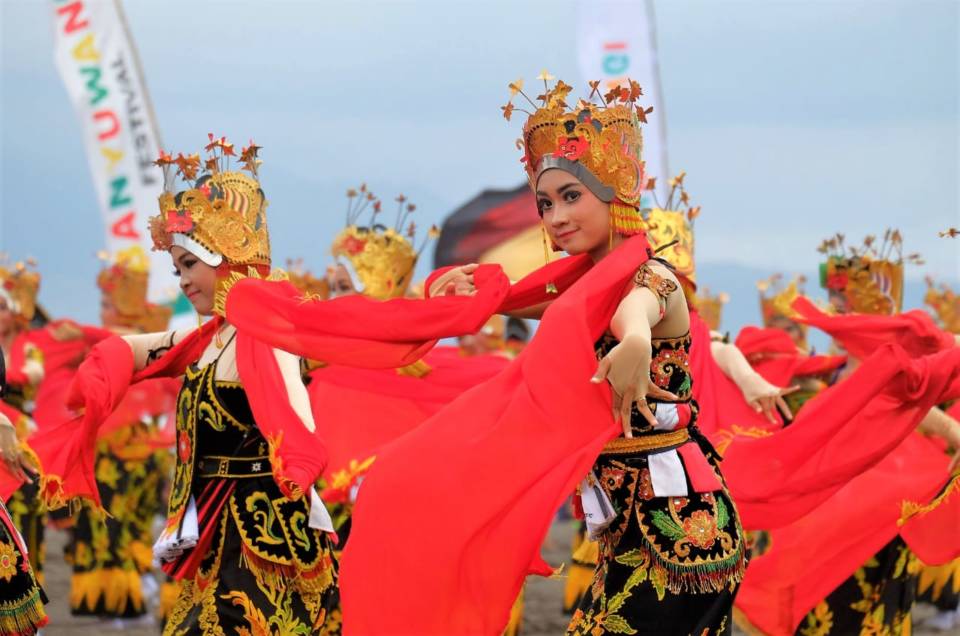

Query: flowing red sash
[[336, 236, 652, 635]]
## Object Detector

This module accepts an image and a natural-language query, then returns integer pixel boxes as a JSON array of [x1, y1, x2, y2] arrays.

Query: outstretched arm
[[711, 339, 798, 424]]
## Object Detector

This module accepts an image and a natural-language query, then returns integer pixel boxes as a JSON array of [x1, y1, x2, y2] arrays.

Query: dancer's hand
[[737, 373, 798, 424], [0, 415, 33, 484], [428, 264, 479, 298], [592, 334, 678, 437]]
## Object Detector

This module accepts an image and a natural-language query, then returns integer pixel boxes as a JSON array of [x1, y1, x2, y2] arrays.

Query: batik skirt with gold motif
[[566, 432, 747, 635], [0, 499, 47, 635], [917, 558, 960, 612], [163, 474, 339, 636], [68, 426, 166, 618], [795, 537, 919, 636]]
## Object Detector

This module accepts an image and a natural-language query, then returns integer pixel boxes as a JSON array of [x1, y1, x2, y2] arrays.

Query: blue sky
[[2, 0, 957, 338]]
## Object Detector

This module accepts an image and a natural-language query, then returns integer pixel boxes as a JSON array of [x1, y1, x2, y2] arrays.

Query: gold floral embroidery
[[0, 541, 17, 581]]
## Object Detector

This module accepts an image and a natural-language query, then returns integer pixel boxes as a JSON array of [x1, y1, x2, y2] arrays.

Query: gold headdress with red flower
[[0, 258, 40, 322], [330, 186, 439, 301], [150, 135, 270, 267], [96, 246, 172, 332], [504, 72, 650, 234], [643, 171, 700, 284], [818, 231, 918, 315], [757, 274, 808, 345], [924, 277, 960, 334]]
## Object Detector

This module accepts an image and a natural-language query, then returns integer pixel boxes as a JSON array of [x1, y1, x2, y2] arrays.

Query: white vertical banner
[[51, 0, 176, 304], [577, 0, 669, 205]]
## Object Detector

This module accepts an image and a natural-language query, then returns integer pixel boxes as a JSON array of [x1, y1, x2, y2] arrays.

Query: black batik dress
[[567, 326, 747, 636], [162, 346, 338, 635]]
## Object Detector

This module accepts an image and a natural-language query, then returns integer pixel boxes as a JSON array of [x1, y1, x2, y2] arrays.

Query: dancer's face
[[171, 246, 217, 316], [536, 168, 613, 259]]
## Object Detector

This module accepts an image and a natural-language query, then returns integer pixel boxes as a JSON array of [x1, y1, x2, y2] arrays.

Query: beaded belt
[[599, 428, 690, 455], [197, 455, 271, 479]]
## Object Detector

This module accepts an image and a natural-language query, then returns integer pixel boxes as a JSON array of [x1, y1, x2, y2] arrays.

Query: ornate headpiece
[[504, 72, 650, 234], [0, 257, 40, 322], [818, 231, 919, 315], [924, 277, 960, 334], [285, 259, 330, 301], [694, 288, 728, 331], [97, 246, 172, 332], [758, 274, 804, 326], [150, 135, 269, 268], [643, 171, 700, 284], [330, 186, 439, 301]]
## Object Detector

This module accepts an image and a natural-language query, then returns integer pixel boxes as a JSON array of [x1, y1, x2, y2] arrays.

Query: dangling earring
[[197, 312, 203, 331], [540, 220, 552, 266], [540, 220, 558, 294], [609, 222, 614, 252]]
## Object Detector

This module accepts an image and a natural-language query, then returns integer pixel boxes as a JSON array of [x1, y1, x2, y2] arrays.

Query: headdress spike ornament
[[505, 74, 650, 237], [818, 230, 918, 315], [149, 135, 270, 268], [330, 185, 439, 301]]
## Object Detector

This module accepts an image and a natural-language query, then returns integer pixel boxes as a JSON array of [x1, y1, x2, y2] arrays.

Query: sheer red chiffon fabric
[[29, 317, 331, 508], [307, 347, 510, 480]]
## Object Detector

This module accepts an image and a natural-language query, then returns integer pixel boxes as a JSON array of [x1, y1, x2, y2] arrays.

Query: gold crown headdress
[[758, 274, 804, 325], [694, 287, 729, 331], [330, 185, 439, 301], [150, 134, 270, 268], [642, 171, 700, 285], [818, 230, 920, 315], [924, 277, 960, 334], [0, 257, 40, 322], [757, 274, 808, 344], [285, 258, 331, 301], [504, 72, 650, 234], [96, 246, 172, 332]]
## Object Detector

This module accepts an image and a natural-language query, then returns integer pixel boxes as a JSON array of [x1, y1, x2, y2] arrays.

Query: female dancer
[[33, 138, 339, 635], [337, 76, 747, 634]]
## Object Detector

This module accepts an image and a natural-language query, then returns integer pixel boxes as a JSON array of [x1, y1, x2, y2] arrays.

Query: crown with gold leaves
[[330, 185, 439, 301], [504, 72, 650, 234], [818, 231, 919, 315], [96, 246, 172, 332], [150, 135, 270, 267], [0, 257, 40, 322], [694, 287, 728, 331], [757, 274, 808, 344], [285, 258, 331, 301], [643, 171, 700, 284], [924, 277, 960, 334]]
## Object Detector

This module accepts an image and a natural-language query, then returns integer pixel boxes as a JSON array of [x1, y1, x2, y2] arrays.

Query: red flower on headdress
[[553, 136, 589, 161], [341, 236, 367, 256], [165, 209, 195, 233], [2, 280, 13, 291], [826, 272, 848, 290]]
